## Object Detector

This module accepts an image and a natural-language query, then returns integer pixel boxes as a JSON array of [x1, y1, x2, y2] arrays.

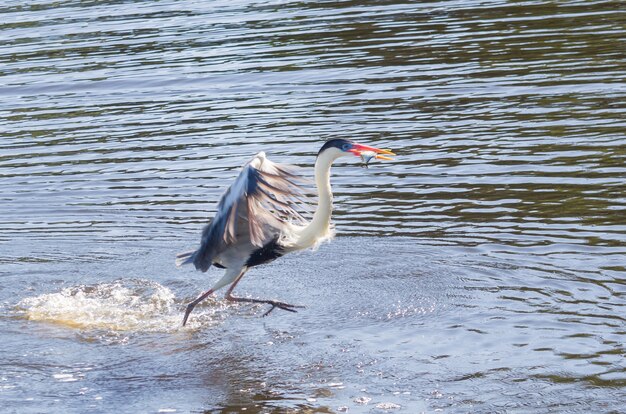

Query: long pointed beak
[[348, 143, 395, 160]]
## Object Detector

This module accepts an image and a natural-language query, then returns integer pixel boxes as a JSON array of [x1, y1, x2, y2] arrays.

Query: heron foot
[[262, 301, 305, 317], [182, 302, 196, 327], [225, 294, 304, 317], [182, 288, 214, 326]]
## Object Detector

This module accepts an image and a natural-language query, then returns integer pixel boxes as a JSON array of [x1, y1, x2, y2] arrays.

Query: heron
[[176, 139, 395, 326]]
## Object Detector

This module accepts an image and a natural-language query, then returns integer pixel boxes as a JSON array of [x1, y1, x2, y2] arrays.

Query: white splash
[[17, 279, 221, 332]]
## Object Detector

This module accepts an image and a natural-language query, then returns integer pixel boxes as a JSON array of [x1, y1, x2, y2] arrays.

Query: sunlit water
[[1, 0, 625, 412]]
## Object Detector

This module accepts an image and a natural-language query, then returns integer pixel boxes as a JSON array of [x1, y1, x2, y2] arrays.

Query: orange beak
[[348, 143, 395, 161]]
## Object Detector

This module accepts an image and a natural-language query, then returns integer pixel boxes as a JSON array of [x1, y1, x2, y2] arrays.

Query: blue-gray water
[[1, 0, 625, 412]]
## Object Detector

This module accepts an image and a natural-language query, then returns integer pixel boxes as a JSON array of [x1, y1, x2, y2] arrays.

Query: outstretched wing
[[176, 152, 310, 272]]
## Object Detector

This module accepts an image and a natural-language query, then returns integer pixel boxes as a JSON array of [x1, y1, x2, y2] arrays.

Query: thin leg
[[224, 271, 304, 317], [182, 267, 245, 326], [182, 288, 213, 326]]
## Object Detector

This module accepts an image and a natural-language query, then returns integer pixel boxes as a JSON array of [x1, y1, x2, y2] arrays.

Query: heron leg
[[224, 272, 304, 317], [182, 288, 213, 326], [182, 267, 247, 326]]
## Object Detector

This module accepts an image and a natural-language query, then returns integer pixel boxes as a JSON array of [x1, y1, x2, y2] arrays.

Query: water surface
[[1, 0, 625, 412]]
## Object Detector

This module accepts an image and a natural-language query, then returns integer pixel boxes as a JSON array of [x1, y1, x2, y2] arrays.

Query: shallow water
[[1, 0, 625, 412]]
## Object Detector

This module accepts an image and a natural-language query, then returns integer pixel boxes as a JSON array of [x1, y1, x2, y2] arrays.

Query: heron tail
[[176, 248, 214, 272], [175, 250, 196, 267]]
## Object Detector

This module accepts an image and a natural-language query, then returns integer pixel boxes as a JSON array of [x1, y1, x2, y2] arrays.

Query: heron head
[[318, 139, 395, 164]]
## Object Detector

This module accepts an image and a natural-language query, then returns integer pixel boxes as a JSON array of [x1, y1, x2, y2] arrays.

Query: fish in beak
[[348, 143, 395, 167]]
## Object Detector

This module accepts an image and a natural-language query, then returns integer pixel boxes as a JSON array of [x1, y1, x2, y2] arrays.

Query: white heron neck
[[312, 151, 335, 229], [293, 150, 337, 249]]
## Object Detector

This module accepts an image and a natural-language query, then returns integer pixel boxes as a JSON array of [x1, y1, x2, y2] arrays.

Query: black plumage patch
[[245, 238, 284, 267], [317, 138, 353, 157]]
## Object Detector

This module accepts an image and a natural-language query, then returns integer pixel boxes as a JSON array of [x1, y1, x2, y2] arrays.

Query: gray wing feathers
[[177, 152, 309, 272]]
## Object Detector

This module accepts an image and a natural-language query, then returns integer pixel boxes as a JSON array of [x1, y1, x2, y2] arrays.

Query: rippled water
[[1, 0, 625, 412]]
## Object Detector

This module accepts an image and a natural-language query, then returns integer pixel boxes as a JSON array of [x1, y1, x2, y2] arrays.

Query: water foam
[[17, 279, 221, 332]]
